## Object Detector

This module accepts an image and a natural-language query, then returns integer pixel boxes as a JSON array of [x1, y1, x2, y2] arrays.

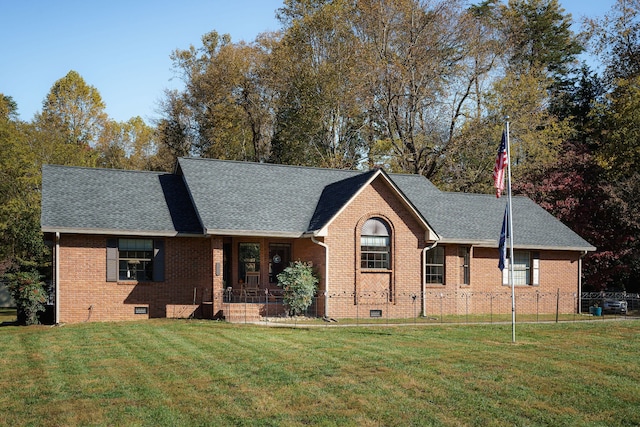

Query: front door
[[269, 243, 291, 284]]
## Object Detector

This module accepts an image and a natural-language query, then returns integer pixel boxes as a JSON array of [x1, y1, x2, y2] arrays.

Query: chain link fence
[[219, 289, 640, 324]]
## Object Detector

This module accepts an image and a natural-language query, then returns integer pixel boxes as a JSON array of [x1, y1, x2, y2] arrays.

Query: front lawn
[[1, 319, 638, 426], [0, 308, 16, 324]]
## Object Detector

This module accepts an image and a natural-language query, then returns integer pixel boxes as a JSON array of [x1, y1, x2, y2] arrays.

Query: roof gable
[[307, 170, 377, 232], [177, 158, 368, 236], [310, 169, 439, 239]]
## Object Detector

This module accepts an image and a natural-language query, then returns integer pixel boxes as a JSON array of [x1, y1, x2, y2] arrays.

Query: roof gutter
[[457, 240, 596, 252], [40, 227, 204, 238], [206, 228, 303, 238], [311, 235, 329, 319], [422, 241, 438, 316]]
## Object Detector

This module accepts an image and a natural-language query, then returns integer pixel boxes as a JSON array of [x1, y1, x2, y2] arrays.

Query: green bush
[[3, 270, 46, 325], [276, 261, 318, 316]]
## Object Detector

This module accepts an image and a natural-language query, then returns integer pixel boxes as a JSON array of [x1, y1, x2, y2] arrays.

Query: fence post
[[412, 294, 417, 324], [465, 292, 469, 323], [386, 290, 389, 325], [490, 293, 493, 324], [555, 288, 560, 323]]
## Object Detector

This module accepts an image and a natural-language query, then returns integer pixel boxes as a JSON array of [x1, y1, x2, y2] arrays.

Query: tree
[[581, 0, 640, 290], [167, 31, 276, 162], [276, 261, 318, 316], [2, 270, 47, 325], [352, 0, 473, 176], [585, 0, 640, 84], [271, 0, 365, 168], [592, 75, 640, 177], [515, 141, 636, 291], [96, 116, 157, 170], [500, 0, 582, 79], [155, 89, 196, 171], [37, 70, 108, 148], [0, 95, 47, 270]]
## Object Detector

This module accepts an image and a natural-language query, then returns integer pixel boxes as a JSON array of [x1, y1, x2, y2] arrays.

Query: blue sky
[[0, 0, 615, 124]]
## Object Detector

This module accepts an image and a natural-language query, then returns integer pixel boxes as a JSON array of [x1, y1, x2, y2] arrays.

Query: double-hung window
[[360, 218, 391, 269], [119, 238, 153, 281], [512, 251, 530, 285], [459, 246, 470, 285], [106, 238, 164, 282], [425, 246, 444, 285], [503, 251, 540, 286]]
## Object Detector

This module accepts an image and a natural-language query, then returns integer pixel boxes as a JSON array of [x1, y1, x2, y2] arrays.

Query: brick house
[[41, 158, 594, 323]]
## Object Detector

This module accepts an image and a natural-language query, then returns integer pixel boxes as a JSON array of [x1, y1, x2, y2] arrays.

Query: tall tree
[[96, 116, 157, 170], [501, 0, 582, 79], [155, 89, 196, 171], [36, 70, 108, 148], [0, 95, 46, 269], [516, 140, 638, 291], [585, 0, 640, 84], [352, 0, 472, 176], [168, 31, 276, 162], [272, 0, 365, 168]]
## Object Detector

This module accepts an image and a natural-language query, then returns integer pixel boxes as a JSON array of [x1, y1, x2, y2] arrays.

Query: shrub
[[3, 270, 46, 325], [276, 261, 318, 316]]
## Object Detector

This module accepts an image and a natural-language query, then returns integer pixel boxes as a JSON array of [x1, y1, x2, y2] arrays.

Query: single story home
[[41, 158, 595, 323]]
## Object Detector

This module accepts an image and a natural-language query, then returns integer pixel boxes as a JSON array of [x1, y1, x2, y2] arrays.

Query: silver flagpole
[[505, 118, 516, 343]]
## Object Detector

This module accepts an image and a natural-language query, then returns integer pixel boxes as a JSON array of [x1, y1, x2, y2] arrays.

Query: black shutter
[[153, 239, 165, 282], [106, 238, 118, 282]]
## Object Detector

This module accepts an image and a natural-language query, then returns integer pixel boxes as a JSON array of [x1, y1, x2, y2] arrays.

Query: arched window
[[360, 218, 390, 269]]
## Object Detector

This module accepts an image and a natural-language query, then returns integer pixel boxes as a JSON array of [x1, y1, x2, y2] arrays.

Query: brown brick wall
[[320, 175, 582, 319], [58, 234, 213, 323], [324, 176, 426, 319]]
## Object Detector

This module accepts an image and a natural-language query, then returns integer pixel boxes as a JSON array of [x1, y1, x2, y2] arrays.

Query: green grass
[[270, 312, 623, 325], [0, 308, 16, 324], [1, 319, 639, 426]]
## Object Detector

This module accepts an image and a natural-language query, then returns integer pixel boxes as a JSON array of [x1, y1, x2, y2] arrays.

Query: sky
[[0, 0, 616, 124]]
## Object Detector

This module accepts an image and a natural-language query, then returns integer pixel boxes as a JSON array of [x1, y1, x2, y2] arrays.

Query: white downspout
[[55, 232, 60, 324], [578, 250, 587, 314], [311, 236, 329, 318], [422, 241, 438, 316]]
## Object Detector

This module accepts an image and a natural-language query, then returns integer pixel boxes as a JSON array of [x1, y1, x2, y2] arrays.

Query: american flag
[[493, 131, 508, 198]]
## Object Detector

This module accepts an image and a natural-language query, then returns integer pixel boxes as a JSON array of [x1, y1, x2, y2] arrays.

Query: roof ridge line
[[179, 157, 369, 175], [43, 163, 167, 175]]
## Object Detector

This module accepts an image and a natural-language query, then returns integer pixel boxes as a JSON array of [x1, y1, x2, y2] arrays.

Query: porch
[[220, 289, 322, 323]]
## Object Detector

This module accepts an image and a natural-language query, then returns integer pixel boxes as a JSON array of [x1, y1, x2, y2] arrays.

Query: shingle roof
[[413, 192, 594, 250], [41, 164, 202, 235], [177, 158, 381, 236], [41, 159, 595, 251], [307, 170, 378, 232]]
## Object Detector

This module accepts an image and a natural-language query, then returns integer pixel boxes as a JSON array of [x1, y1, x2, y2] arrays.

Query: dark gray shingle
[[41, 165, 202, 235], [177, 158, 371, 235], [42, 159, 594, 251]]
